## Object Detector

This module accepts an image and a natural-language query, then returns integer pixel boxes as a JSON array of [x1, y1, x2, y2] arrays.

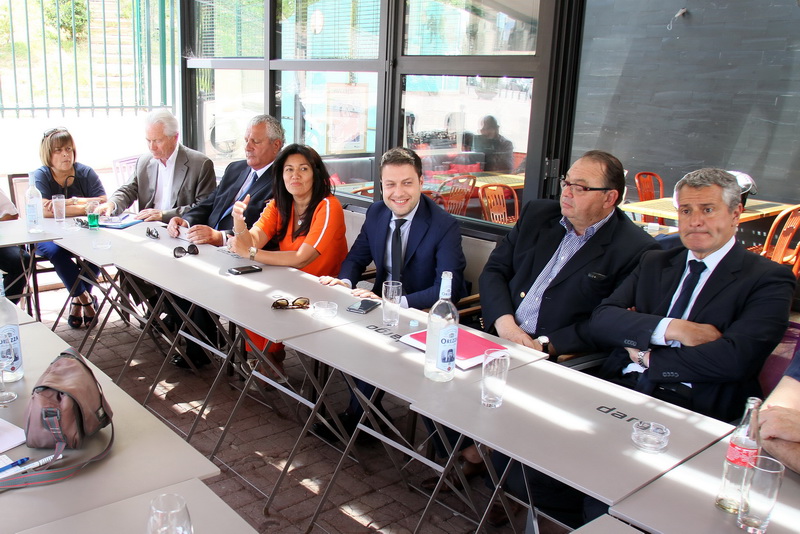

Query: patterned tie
[[391, 219, 407, 282], [216, 171, 257, 230], [637, 260, 706, 394]]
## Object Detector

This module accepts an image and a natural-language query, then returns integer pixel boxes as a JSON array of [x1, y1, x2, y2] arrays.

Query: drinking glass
[[52, 194, 66, 226], [85, 200, 100, 229], [481, 349, 510, 408], [737, 455, 785, 534], [382, 280, 402, 327], [0, 333, 19, 404], [146, 493, 193, 534]]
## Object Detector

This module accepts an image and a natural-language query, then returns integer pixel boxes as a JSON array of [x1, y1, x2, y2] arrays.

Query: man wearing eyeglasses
[[98, 108, 216, 222], [477, 150, 658, 527]]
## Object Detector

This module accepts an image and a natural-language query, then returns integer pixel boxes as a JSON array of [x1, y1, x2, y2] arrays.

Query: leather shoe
[[420, 472, 463, 492], [486, 500, 523, 528], [420, 458, 485, 492], [311, 412, 357, 443], [169, 353, 210, 369]]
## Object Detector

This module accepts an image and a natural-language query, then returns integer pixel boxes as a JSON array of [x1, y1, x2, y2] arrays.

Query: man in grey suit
[[99, 108, 216, 222]]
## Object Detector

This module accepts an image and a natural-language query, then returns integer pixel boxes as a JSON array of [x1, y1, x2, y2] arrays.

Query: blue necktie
[[391, 219, 406, 282], [216, 171, 257, 230], [636, 260, 706, 394]]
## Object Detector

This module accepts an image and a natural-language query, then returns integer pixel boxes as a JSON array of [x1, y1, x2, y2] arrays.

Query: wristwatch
[[636, 349, 650, 368], [537, 335, 550, 354], [249, 246, 257, 261]]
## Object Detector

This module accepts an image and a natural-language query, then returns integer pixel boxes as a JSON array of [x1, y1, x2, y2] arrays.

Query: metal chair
[[477, 183, 519, 225], [634, 172, 665, 225], [111, 155, 139, 189], [748, 204, 800, 275], [436, 175, 476, 216]]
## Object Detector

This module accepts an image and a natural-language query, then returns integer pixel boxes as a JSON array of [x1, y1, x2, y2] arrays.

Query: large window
[[195, 1, 266, 57]]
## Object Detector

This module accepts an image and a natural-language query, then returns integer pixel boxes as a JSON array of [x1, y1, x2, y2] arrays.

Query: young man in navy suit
[[317, 147, 467, 438]]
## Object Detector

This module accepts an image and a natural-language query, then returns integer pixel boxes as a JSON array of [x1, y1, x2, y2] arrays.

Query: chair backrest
[[12, 176, 30, 218], [762, 205, 800, 266], [7, 173, 29, 207], [112, 155, 139, 189], [477, 183, 519, 224], [634, 172, 664, 224], [437, 175, 476, 216], [421, 189, 444, 207], [350, 185, 374, 197]]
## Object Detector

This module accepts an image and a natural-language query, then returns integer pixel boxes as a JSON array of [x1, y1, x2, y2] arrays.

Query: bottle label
[[26, 202, 39, 227], [436, 324, 458, 372], [0, 325, 23, 373], [726, 442, 758, 467]]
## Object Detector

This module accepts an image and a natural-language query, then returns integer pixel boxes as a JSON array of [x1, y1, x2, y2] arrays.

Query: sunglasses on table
[[271, 297, 311, 310], [173, 244, 199, 258], [145, 227, 160, 239]]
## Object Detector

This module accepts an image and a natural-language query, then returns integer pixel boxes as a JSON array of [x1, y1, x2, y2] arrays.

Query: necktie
[[216, 171, 257, 230], [391, 219, 406, 282], [667, 260, 707, 319], [637, 259, 706, 394]]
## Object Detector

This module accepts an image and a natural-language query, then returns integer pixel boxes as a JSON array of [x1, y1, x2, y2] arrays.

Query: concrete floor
[[33, 284, 567, 534]]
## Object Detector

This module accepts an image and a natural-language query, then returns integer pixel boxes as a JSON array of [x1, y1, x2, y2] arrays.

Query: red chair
[[749, 204, 800, 275], [350, 185, 374, 197], [436, 176, 476, 216], [634, 172, 665, 225], [478, 183, 519, 225]]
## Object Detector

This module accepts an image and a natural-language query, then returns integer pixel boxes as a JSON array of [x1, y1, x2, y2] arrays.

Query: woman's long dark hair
[[269, 144, 333, 245]]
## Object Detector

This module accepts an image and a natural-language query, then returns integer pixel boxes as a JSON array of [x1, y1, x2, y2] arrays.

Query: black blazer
[[184, 159, 274, 231], [593, 244, 796, 421], [479, 200, 659, 354]]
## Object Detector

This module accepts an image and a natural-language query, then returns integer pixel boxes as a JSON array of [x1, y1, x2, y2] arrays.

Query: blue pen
[[0, 457, 29, 473]]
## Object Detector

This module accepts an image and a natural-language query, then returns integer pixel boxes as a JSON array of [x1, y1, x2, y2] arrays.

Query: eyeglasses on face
[[559, 178, 612, 194], [271, 296, 311, 310], [43, 127, 68, 139], [145, 227, 160, 239], [173, 244, 199, 258]]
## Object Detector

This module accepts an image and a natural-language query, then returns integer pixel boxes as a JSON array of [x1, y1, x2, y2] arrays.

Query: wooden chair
[[421, 189, 444, 207], [748, 204, 800, 275], [350, 185, 374, 197], [436, 175, 476, 216], [634, 172, 665, 225], [478, 183, 519, 225]]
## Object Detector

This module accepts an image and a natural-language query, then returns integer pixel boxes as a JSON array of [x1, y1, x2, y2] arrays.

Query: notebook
[[399, 328, 506, 370]]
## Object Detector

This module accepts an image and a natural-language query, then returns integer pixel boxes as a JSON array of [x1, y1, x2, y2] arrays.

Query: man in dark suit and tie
[[99, 108, 216, 222], [593, 168, 796, 422], [167, 115, 284, 244], [164, 115, 284, 367], [316, 146, 467, 437], [477, 150, 659, 527]]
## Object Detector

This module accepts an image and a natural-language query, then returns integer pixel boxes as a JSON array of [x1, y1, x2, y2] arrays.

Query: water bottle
[[0, 277, 24, 382], [424, 271, 458, 382], [25, 179, 44, 233], [715, 397, 762, 513]]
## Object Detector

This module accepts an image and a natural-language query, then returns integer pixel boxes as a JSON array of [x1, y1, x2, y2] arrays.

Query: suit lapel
[[143, 158, 159, 208], [404, 198, 431, 268], [170, 146, 189, 206], [656, 251, 688, 315], [372, 205, 394, 286], [688, 245, 742, 320], [526, 217, 565, 281]]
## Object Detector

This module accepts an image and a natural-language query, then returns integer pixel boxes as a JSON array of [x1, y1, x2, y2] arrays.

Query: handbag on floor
[[0, 348, 114, 490]]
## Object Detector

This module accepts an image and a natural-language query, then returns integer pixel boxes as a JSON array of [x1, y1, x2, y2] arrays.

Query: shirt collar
[[560, 209, 614, 239], [252, 160, 274, 178], [686, 236, 736, 273], [157, 144, 180, 168], [393, 199, 421, 225]]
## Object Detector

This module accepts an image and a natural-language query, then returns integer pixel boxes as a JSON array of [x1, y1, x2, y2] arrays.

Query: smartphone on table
[[228, 265, 263, 275], [346, 299, 381, 314]]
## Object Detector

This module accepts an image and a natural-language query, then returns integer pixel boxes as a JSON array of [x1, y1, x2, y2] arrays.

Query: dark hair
[[380, 147, 422, 178], [269, 144, 332, 245], [580, 150, 625, 206]]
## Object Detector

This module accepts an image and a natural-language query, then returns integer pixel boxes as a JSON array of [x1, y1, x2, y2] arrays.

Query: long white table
[[2, 322, 220, 533], [18, 478, 257, 534], [610, 437, 800, 534], [572, 514, 642, 533]]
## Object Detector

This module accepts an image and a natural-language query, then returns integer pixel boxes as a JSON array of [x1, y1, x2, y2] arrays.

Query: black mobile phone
[[346, 299, 381, 314], [228, 265, 263, 275]]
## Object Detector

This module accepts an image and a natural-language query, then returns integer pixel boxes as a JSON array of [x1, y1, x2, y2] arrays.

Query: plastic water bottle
[[25, 179, 44, 233], [715, 397, 762, 513], [424, 271, 458, 382], [0, 277, 24, 382]]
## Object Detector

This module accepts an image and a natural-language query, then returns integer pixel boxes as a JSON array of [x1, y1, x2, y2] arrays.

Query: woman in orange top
[[230, 144, 347, 375]]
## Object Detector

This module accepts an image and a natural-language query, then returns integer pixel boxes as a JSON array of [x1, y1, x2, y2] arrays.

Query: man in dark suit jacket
[[99, 109, 216, 222], [163, 115, 284, 368], [316, 147, 467, 438], [593, 168, 795, 422], [167, 115, 284, 245], [477, 150, 659, 528]]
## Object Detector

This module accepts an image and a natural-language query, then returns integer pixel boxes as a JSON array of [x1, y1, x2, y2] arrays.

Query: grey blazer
[[109, 144, 216, 222]]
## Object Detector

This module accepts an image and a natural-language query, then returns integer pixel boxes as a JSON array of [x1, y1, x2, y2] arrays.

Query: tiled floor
[[35, 285, 564, 534]]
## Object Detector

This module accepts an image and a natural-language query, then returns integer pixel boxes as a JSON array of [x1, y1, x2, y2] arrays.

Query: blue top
[[32, 162, 106, 200], [785, 348, 800, 381]]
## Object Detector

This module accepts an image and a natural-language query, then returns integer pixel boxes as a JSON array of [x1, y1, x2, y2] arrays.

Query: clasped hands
[[318, 276, 380, 300]]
